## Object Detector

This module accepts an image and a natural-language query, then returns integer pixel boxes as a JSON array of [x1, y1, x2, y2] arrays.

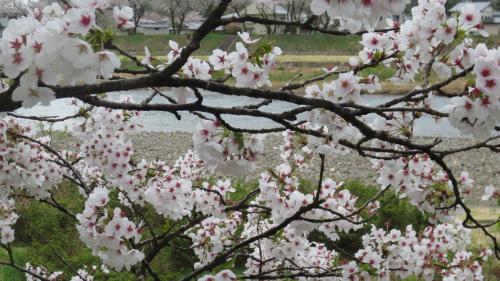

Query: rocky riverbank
[[128, 132, 498, 203]]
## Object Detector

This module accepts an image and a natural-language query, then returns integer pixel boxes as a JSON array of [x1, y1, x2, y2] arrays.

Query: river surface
[[14, 90, 465, 138]]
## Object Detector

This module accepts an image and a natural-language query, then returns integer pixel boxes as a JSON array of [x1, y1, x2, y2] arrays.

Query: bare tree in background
[[284, 0, 311, 34], [156, 0, 193, 34], [285, 0, 310, 21], [227, 0, 250, 14], [223, 0, 250, 31], [128, 0, 147, 34], [492, 0, 500, 10], [317, 13, 332, 30], [193, 0, 220, 18], [0, 0, 29, 17], [256, 2, 280, 34], [0, 0, 28, 34]]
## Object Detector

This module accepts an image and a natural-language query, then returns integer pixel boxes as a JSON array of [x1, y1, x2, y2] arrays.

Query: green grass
[[114, 33, 362, 56], [114, 33, 230, 56], [0, 248, 28, 281], [260, 33, 362, 55], [114, 33, 499, 57]]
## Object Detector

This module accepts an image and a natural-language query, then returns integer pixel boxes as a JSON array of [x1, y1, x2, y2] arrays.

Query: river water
[[14, 90, 464, 138]]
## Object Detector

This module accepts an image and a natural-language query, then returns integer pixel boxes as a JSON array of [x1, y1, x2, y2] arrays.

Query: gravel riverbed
[[129, 132, 499, 201], [52, 131, 497, 204]]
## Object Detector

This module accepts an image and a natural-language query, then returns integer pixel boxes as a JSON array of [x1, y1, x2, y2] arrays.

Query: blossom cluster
[[73, 103, 141, 195], [310, 0, 410, 32], [236, 141, 368, 275], [198, 269, 236, 281], [0, 118, 63, 200], [278, 130, 314, 171], [208, 32, 282, 88], [143, 32, 281, 93], [300, 63, 385, 156], [76, 187, 144, 271], [357, 1, 487, 83], [25, 263, 63, 281], [144, 173, 195, 220], [193, 119, 266, 175], [71, 105, 253, 270], [350, 0, 499, 138], [345, 224, 486, 281], [0, 199, 18, 244], [24, 263, 95, 281], [371, 148, 473, 222], [445, 44, 500, 138], [174, 149, 207, 181], [0, 0, 133, 108], [0, 117, 69, 248], [141, 150, 239, 220], [256, 167, 364, 236], [188, 212, 242, 269]]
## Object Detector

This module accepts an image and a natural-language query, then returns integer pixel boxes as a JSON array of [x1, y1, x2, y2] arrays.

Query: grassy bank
[[114, 33, 499, 57], [119, 53, 470, 95], [114, 33, 363, 56]]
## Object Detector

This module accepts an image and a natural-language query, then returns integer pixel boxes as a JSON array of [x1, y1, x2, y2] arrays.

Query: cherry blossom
[[188, 213, 242, 268], [199, 270, 236, 281], [481, 185, 499, 201], [228, 42, 249, 66], [167, 40, 183, 64], [96, 51, 121, 78], [209, 49, 231, 71], [144, 176, 194, 220], [113, 6, 134, 30], [459, 4, 482, 28], [141, 46, 153, 65], [25, 263, 63, 281], [237, 31, 260, 44], [361, 32, 388, 50], [0, 45, 34, 78], [77, 188, 144, 271], [310, 0, 410, 32], [65, 8, 96, 35], [183, 58, 212, 80], [61, 38, 95, 69], [192, 120, 266, 175], [0, 199, 18, 244], [12, 86, 56, 108]]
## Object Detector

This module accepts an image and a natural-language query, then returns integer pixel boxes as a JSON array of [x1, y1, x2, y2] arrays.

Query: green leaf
[[252, 42, 273, 67], [85, 28, 116, 51], [373, 50, 385, 61]]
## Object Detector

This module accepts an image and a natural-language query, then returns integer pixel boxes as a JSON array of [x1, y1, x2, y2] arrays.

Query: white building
[[222, 2, 288, 35], [137, 11, 207, 35], [137, 18, 171, 35]]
